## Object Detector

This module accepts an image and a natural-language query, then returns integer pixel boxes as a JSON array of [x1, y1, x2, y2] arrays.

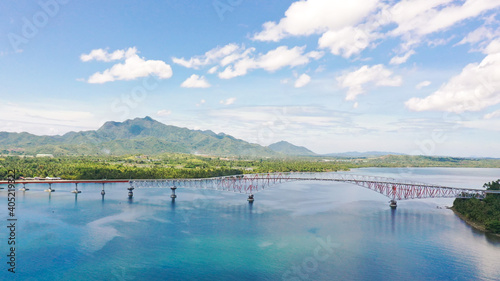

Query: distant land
[[323, 151, 406, 158]]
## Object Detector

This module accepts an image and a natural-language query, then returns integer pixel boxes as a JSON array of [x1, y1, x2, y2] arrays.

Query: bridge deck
[[0, 179, 129, 184]]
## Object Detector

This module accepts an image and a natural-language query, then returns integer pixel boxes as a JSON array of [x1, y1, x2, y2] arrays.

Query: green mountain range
[[0, 117, 287, 157], [267, 141, 316, 156]]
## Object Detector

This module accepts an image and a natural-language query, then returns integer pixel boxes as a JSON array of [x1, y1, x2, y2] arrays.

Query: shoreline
[[450, 207, 500, 237]]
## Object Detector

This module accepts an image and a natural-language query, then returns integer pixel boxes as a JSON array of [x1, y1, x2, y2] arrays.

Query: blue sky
[[1, 0, 500, 157]]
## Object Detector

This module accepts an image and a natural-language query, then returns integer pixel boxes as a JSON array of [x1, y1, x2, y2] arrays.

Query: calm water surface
[[1, 168, 500, 280]]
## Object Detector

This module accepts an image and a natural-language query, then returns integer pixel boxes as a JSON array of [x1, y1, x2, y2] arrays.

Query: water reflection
[[390, 207, 396, 233], [170, 198, 176, 211]]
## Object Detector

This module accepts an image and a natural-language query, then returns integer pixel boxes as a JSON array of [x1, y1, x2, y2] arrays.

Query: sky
[[1, 0, 500, 157]]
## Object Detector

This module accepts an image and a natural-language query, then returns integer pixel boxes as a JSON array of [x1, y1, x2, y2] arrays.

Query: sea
[[1, 167, 500, 281]]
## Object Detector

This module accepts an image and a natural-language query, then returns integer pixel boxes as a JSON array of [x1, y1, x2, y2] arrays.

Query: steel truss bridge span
[[129, 172, 487, 202]]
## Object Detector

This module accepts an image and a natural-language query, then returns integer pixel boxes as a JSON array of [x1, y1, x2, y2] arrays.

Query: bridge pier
[[71, 183, 81, 194], [170, 186, 177, 199], [247, 194, 254, 203], [44, 183, 55, 192], [389, 199, 397, 209], [19, 183, 29, 191]]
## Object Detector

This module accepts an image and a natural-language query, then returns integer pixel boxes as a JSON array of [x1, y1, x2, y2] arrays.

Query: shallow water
[[1, 168, 500, 280]]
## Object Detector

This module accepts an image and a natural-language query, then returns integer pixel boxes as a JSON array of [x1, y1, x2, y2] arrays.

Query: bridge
[[1, 172, 489, 208], [129, 172, 489, 208]]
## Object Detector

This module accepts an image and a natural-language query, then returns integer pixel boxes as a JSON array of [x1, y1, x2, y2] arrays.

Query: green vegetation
[[0, 154, 350, 180], [453, 180, 500, 234], [1, 154, 500, 181], [0, 155, 243, 180]]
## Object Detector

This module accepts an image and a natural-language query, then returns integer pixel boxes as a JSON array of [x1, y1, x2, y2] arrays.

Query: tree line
[[453, 180, 500, 234]]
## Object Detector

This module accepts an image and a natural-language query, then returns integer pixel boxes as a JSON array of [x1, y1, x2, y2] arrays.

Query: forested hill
[[453, 180, 500, 234], [267, 141, 316, 156], [0, 117, 277, 157]]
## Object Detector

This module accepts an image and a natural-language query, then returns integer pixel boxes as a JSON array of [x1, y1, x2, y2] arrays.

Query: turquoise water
[[1, 168, 500, 280]]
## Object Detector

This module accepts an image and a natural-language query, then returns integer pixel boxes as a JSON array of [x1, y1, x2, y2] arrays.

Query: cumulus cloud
[[251, 0, 500, 61], [337, 64, 402, 101], [180, 74, 211, 88], [416, 80, 431, 89], [172, 43, 240, 69], [220, 98, 236, 105], [388, 0, 500, 51], [457, 26, 500, 48], [172, 43, 321, 79], [406, 41, 500, 113], [82, 47, 173, 84], [318, 26, 375, 58], [252, 0, 379, 42], [294, 74, 311, 88], [393, 0, 500, 37], [80, 48, 125, 62], [218, 46, 322, 79]]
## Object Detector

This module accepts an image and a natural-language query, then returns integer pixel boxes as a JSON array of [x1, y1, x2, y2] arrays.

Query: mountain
[[267, 141, 316, 156], [322, 151, 406, 158], [0, 117, 277, 157]]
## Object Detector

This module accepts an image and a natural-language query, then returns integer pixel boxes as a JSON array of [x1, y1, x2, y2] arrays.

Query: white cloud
[[484, 109, 500, 119], [389, 50, 416, 65], [251, 0, 500, 62], [196, 99, 206, 107], [0, 102, 96, 135], [220, 47, 256, 66], [208, 106, 358, 142], [337, 64, 403, 101], [80, 48, 125, 62], [173, 43, 323, 80], [259, 46, 319, 71], [458, 26, 493, 46], [180, 74, 211, 88], [294, 74, 311, 88], [252, 0, 379, 42], [172, 43, 240, 69], [416, 80, 431, 89], [318, 26, 374, 58], [83, 47, 173, 84], [461, 118, 500, 132], [388, 0, 500, 50], [220, 98, 236, 105], [218, 46, 321, 79], [485, 39, 500, 54], [406, 42, 500, 113], [157, 109, 172, 116], [208, 66, 218, 74]]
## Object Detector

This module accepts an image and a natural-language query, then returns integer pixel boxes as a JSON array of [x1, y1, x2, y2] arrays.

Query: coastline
[[450, 207, 500, 237]]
